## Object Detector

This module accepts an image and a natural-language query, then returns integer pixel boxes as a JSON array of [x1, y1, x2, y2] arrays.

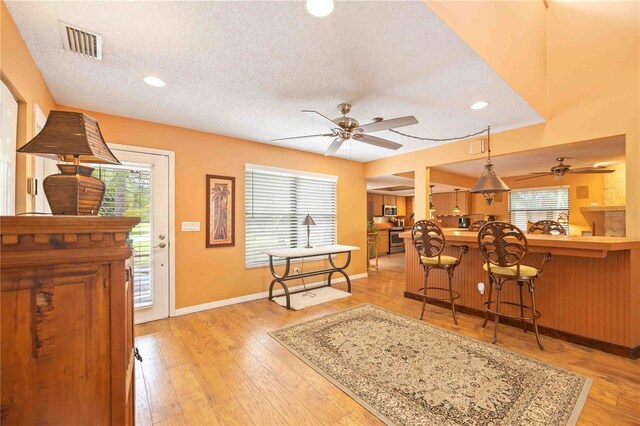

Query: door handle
[[154, 242, 167, 249]]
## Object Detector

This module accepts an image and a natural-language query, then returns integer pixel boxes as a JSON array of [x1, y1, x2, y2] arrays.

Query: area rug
[[269, 304, 591, 426], [272, 287, 351, 310]]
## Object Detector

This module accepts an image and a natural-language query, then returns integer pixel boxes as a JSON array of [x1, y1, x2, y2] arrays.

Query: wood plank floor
[[135, 254, 640, 425]]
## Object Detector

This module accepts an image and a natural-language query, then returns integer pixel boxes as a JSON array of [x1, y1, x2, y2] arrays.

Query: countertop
[[400, 229, 640, 257]]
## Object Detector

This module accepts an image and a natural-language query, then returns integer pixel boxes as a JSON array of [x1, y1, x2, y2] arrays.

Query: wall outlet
[[294, 267, 300, 274], [181, 221, 201, 232]]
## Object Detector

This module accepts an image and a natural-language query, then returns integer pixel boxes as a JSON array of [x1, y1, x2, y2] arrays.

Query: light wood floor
[[135, 254, 640, 426]]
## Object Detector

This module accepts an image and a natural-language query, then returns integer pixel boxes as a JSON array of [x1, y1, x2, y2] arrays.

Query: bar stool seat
[[482, 263, 538, 277], [421, 255, 459, 265]]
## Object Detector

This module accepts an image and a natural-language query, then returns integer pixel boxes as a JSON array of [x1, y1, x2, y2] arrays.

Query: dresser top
[[0, 216, 140, 235]]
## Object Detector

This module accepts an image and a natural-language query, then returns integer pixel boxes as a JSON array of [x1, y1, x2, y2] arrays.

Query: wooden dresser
[[0, 216, 140, 425]]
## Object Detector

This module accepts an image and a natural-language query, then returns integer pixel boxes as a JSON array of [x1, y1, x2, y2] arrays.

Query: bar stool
[[528, 220, 567, 235], [468, 220, 487, 231], [411, 220, 468, 324], [478, 221, 552, 350]]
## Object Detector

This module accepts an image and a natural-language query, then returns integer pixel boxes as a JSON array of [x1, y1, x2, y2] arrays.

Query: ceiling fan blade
[[357, 116, 418, 133], [271, 133, 335, 142], [302, 110, 339, 129], [354, 134, 403, 150], [570, 169, 615, 174], [514, 173, 554, 181], [324, 138, 344, 156]]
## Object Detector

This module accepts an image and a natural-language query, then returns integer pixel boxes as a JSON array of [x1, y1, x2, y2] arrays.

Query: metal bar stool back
[[528, 220, 567, 235], [477, 221, 552, 350], [411, 220, 468, 324], [468, 220, 487, 232]]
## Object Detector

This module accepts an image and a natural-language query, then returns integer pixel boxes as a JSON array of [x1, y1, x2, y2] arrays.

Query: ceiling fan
[[272, 103, 418, 156], [515, 157, 615, 181]]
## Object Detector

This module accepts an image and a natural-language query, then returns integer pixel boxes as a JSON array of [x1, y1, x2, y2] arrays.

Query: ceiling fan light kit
[[470, 126, 510, 205], [272, 103, 418, 156]]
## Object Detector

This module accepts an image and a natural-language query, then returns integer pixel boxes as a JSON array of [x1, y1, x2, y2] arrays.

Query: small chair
[[411, 220, 468, 324], [468, 220, 487, 231], [478, 221, 552, 350], [528, 220, 567, 235]]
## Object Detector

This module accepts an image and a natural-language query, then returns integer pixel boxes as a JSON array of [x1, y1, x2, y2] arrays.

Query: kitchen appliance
[[458, 217, 470, 229], [389, 226, 405, 254], [383, 205, 398, 216]]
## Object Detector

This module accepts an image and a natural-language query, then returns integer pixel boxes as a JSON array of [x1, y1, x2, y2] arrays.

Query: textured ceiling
[[7, 1, 543, 162]]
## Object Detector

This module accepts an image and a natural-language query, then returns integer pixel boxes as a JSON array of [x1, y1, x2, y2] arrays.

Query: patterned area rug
[[269, 304, 591, 426]]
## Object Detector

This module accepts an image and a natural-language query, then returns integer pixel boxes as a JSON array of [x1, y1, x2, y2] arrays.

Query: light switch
[[181, 221, 201, 232]]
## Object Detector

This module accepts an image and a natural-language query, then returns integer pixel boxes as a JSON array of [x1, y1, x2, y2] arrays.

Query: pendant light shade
[[470, 126, 510, 205], [452, 188, 461, 214]]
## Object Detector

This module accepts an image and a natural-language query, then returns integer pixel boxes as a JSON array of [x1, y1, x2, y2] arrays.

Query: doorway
[[97, 145, 174, 323]]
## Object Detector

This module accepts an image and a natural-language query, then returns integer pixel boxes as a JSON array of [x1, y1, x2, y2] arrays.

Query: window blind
[[94, 165, 154, 307], [509, 188, 569, 232], [245, 166, 337, 267]]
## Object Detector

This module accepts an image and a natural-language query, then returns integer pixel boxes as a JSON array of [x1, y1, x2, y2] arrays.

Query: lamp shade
[[470, 163, 510, 194], [302, 214, 316, 226], [17, 111, 120, 165]]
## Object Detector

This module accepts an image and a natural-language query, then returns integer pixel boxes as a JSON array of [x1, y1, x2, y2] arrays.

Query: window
[[509, 188, 569, 233], [245, 165, 337, 267], [94, 164, 154, 307]]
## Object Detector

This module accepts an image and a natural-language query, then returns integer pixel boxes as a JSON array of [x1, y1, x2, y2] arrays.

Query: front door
[[94, 147, 171, 323]]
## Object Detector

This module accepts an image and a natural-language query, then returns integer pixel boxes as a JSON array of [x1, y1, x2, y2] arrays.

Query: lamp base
[[43, 164, 105, 215]]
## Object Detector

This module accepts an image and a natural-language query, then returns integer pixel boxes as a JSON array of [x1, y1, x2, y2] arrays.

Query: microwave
[[383, 205, 398, 216]]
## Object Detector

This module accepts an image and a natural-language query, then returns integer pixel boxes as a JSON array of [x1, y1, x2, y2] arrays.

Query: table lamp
[[17, 111, 121, 215], [302, 214, 316, 248]]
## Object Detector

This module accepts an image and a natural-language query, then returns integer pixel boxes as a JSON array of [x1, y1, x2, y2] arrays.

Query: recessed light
[[143, 76, 165, 87], [470, 101, 489, 110], [305, 0, 334, 17]]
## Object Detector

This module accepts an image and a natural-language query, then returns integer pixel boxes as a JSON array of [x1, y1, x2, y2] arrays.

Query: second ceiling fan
[[515, 157, 615, 181], [272, 103, 418, 156]]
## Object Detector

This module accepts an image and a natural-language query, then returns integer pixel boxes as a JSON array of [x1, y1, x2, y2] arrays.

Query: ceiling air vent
[[59, 21, 103, 60]]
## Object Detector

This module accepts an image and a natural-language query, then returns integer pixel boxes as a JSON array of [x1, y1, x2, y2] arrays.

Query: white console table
[[263, 244, 360, 309]]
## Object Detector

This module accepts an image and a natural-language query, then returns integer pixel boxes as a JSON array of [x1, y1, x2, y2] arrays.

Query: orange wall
[[367, 1, 640, 238], [0, 1, 56, 211], [57, 106, 367, 309], [426, 0, 547, 117]]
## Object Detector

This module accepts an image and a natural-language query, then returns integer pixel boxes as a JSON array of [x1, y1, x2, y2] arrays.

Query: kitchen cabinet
[[396, 196, 406, 216], [432, 193, 449, 216], [383, 195, 396, 206], [406, 197, 414, 224], [371, 194, 384, 216], [376, 229, 389, 255]]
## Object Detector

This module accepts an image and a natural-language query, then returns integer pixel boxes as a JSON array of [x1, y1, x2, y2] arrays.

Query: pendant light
[[470, 126, 510, 205], [453, 189, 461, 214]]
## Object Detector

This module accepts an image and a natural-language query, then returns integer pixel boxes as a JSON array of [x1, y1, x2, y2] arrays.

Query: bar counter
[[400, 230, 640, 358]]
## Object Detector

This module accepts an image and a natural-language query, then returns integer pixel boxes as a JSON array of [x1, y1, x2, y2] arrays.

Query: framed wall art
[[206, 174, 235, 247]]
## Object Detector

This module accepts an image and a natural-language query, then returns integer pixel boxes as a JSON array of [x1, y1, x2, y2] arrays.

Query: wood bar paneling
[[404, 235, 640, 354]]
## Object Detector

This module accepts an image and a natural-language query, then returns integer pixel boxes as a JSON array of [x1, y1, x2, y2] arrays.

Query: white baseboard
[[171, 272, 368, 317]]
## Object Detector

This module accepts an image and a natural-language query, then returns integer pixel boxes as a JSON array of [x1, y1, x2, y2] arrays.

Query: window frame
[[508, 186, 570, 233], [244, 164, 338, 269]]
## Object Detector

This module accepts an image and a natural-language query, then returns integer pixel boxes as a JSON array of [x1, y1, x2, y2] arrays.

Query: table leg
[[268, 256, 293, 309], [328, 251, 352, 293]]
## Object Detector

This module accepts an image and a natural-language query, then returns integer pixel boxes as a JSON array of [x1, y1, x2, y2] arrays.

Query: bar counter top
[[399, 230, 640, 258]]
